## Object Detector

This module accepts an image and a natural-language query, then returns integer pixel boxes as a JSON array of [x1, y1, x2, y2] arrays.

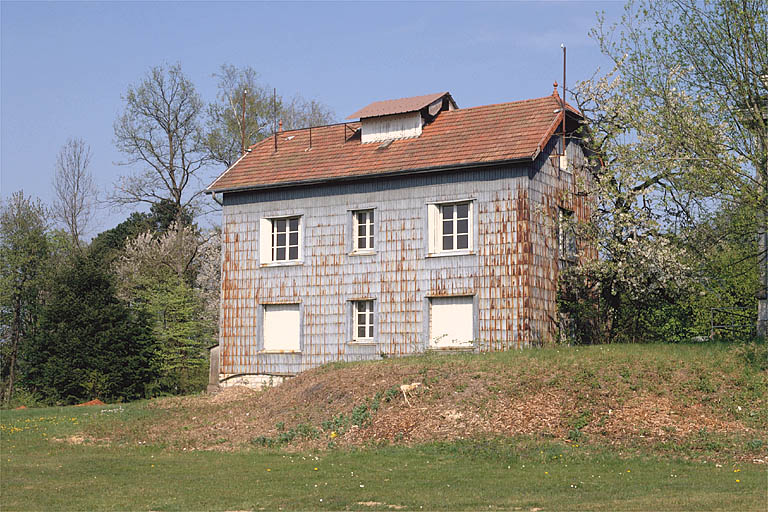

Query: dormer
[[347, 92, 457, 144]]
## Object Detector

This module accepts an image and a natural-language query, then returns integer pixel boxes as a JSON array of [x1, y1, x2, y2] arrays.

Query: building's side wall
[[527, 136, 593, 344], [218, 165, 540, 378]]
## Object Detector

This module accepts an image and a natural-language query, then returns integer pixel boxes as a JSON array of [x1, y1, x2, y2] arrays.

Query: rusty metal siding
[[526, 136, 593, 344], [218, 155, 582, 377]]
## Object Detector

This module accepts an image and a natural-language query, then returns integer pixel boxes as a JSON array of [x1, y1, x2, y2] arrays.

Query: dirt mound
[[85, 346, 767, 460], [76, 399, 105, 407]]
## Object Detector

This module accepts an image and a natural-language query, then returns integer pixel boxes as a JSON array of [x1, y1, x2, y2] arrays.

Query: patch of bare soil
[[76, 399, 105, 407], [88, 355, 766, 460]]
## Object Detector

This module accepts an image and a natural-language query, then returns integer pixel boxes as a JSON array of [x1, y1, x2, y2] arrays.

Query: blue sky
[[1, 1, 624, 234]]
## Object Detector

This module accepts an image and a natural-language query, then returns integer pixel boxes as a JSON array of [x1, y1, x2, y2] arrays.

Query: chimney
[[278, 120, 283, 133]]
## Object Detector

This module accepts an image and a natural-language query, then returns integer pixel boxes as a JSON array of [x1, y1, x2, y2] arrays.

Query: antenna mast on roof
[[273, 88, 278, 152], [241, 88, 247, 156], [561, 43, 566, 158]]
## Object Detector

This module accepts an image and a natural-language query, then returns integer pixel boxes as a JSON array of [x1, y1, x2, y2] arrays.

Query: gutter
[[206, 156, 535, 196]]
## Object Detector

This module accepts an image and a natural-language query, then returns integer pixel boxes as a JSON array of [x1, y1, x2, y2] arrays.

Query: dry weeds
[[86, 352, 766, 459]]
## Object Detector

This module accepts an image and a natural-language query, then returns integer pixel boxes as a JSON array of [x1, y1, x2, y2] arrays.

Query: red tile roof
[[208, 92, 581, 193], [346, 92, 453, 120]]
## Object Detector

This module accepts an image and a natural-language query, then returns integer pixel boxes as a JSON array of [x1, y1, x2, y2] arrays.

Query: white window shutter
[[263, 304, 300, 351], [259, 218, 271, 264], [427, 204, 438, 254]]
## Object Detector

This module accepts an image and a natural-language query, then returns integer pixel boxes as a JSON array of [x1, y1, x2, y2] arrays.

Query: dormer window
[[347, 92, 457, 144]]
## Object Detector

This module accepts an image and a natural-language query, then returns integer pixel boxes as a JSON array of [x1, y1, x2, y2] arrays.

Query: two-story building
[[207, 87, 590, 388]]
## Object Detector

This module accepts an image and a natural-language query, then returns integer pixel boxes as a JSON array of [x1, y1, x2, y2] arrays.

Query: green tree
[[24, 252, 158, 403], [115, 223, 215, 394], [90, 199, 193, 264], [564, 0, 767, 340], [0, 192, 50, 403]]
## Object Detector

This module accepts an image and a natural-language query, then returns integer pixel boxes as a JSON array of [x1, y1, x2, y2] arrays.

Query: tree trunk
[[758, 153, 768, 337]]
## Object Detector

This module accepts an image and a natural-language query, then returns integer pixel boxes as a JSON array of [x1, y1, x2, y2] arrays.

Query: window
[[352, 300, 375, 341], [260, 216, 302, 264], [353, 210, 375, 252], [558, 208, 577, 262], [263, 304, 300, 352], [272, 217, 300, 261], [441, 203, 470, 251], [429, 296, 474, 347], [428, 201, 473, 255]]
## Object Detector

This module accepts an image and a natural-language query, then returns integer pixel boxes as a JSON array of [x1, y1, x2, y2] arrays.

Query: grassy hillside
[[83, 342, 767, 460], [2, 342, 766, 511]]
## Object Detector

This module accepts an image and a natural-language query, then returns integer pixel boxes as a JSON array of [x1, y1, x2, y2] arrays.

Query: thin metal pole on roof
[[241, 89, 247, 156], [309, 126, 312, 149], [561, 43, 566, 157], [273, 88, 278, 152]]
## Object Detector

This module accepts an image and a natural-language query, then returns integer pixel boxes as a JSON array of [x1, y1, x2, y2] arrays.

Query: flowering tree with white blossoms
[[560, 0, 767, 342], [115, 222, 220, 393]]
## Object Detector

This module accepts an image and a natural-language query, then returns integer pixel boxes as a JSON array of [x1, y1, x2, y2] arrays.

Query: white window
[[353, 210, 375, 253], [352, 300, 375, 341], [260, 216, 302, 264], [428, 201, 473, 255], [263, 304, 300, 352], [429, 296, 474, 347]]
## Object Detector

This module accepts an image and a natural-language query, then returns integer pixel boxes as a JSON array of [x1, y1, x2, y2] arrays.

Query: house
[[206, 86, 591, 388]]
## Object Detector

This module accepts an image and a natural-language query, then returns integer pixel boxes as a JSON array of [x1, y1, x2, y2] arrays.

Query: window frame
[[427, 200, 475, 256], [348, 298, 376, 344], [260, 214, 303, 266], [351, 209, 376, 255]]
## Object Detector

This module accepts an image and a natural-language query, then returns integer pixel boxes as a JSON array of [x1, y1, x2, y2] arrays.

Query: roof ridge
[[443, 94, 564, 113]]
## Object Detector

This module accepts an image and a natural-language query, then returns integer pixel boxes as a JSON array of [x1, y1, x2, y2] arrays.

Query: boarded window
[[429, 296, 474, 347], [263, 304, 300, 352]]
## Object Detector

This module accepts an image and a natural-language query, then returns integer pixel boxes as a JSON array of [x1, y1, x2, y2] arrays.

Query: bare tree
[[53, 138, 95, 249], [205, 64, 336, 169], [112, 63, 208, 220], [206, 64, 273, 169]]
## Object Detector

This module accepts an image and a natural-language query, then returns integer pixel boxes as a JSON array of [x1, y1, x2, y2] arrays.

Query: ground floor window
[[263, 304, 301, 352], [352, 300, 375, 341], [429, 296, 474, 347]]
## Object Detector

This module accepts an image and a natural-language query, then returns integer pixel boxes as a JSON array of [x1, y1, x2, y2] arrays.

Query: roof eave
[[207, 155, 536, 195]]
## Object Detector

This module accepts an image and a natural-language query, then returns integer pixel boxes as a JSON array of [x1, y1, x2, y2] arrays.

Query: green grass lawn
[[2, 403, 765, 511]]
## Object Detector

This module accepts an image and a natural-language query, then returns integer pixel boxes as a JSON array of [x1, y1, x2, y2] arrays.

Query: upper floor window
[[440, 203, 470, 251], [272, 217, 300, 261], [428, 201, 473, 255], [353, 210, 375, 253], [260, 215, 302, 265]]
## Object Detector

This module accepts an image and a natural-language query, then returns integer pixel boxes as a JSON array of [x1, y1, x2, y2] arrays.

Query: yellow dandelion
[[736, 479, 740, 483], [314, 467, 318, 471], [627, 470, 631, 473], [267, 469, 271, 472], [545, 472, 549, 475], [734, 469, 740, 473]]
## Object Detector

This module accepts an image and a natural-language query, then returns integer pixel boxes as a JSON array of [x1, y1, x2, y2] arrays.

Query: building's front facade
[[207, 89, 590, 387]]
